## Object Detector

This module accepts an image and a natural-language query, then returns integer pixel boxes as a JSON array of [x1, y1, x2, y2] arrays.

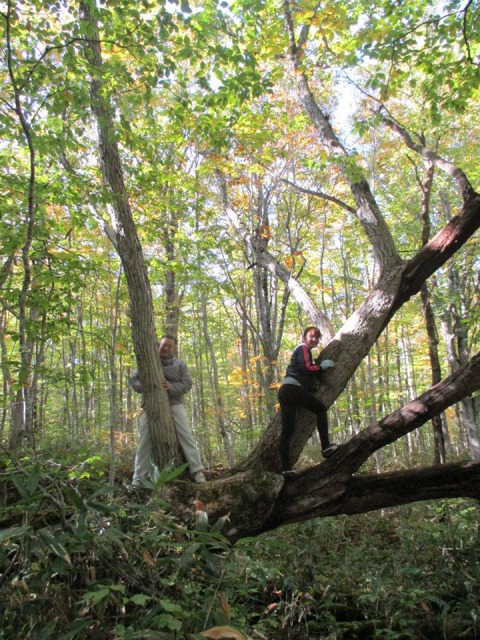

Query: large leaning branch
[[382, 115, 475, 198], [282, 0, 401, 273], [262, 461, 480, 533], [338, 461, 480, 515], [165, 353, 480, 540], [334, 350, 480, 475]]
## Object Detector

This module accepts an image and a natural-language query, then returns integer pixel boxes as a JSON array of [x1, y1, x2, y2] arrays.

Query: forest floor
[[1, 447, 479, 639]]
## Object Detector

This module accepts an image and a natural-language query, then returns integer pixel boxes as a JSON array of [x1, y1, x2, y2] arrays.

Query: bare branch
[[282, 178, 357, 215], [462, 0, 476, 64], [383, 116, 475, 198], [216, 169, 334, 338]]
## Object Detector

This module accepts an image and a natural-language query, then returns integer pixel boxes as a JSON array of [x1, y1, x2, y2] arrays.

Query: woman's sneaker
[[322, 444, 339, 458]]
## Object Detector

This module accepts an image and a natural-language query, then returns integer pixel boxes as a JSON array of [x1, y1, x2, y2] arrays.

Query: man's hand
[[162, 379, 171, 390]]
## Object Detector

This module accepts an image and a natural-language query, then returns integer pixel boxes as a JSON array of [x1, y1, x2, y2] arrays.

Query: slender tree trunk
[[163, 213, 181, 340], [0, 311, 9, 441], [414, 159, 448, 463], [77, 301, 91, 434], [201, 293, 235, 467], [240, 314, 255, 440], [124, 365, 134, 434], [191, 309, 211, 464], [29, 305, 49, 444], [79, 0, 180, 470], [5, 2, 36, 449], [69, 328, 80, 436], [421, 284, 447, 463], [108, 266, 123, 486]]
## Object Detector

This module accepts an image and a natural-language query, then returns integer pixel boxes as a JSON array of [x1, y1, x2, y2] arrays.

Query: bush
[[1, 450, 479, 639]]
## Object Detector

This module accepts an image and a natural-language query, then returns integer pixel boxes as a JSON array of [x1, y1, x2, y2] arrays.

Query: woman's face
[[304, 329, 320, 348]]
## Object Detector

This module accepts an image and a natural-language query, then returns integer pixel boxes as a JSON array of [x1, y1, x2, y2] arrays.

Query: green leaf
[[27, 464, 40, 496], [80, 587, 111, 606], [154, 613, 183, 631], [129, 593, 152, 606], [38, 528, 72, 565], [0, 526, 31, 543], [160, 598, 184, 612]]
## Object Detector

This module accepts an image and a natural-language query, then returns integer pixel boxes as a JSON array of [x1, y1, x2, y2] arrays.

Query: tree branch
[[339, 461, 480, 515], [336, 350, 480, 474], [282, 178, 357, 215], [263, 461, 480, 533], [216, 169, 334, 339], [282, 0, 401, 273], [382, 115, 475, 198]]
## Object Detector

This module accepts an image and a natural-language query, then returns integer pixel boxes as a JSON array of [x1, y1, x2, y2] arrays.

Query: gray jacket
[[130, 356, 193, 406]]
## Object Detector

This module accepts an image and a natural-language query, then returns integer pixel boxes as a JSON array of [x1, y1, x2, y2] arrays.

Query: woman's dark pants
[[278, 383, 330, 471]]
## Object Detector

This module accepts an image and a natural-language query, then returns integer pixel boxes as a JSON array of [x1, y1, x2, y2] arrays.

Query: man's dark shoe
[[282, 470, 297, 480], [322, 444, 339, 458]]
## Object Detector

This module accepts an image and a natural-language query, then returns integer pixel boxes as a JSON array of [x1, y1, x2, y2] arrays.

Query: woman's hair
[[303, 326, 321, 340]]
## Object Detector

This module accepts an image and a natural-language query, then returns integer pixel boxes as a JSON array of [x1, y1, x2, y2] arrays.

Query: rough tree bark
[[79, 0, 180, 471]]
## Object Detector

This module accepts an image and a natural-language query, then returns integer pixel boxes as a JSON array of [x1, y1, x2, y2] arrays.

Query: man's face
[[158, 338, 176, 359], [304, 329, 320, 348]]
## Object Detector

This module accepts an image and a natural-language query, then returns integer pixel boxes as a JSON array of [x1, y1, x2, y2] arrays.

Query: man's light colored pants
[[133, 404, 203, 485]]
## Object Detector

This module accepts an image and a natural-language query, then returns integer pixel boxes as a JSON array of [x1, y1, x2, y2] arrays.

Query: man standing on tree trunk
[[278, 326, 339, 479], [130, 336, 206, 485]]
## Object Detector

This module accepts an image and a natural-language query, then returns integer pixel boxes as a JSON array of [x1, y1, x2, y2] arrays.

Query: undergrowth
[[0, 448, 479, 639]]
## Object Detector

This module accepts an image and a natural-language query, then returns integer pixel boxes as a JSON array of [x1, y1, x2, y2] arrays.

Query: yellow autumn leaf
[[141, 550, 155, 567], [218, 592, 231, 620], [200, 627, 252, 640]]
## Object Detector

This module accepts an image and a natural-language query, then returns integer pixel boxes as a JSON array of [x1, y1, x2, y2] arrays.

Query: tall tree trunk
[[201, 293, 235, 467], [108, 266, 123, 486], [79, 0, 179, 470], [240, 313, 255, 441], [163, 207, 182, 340], [413, 158, 448, 463], [124, 365, 134, 435], [420, 284, 447, 463], [0, 311, 9, 441], [5, 2, 36, 449]]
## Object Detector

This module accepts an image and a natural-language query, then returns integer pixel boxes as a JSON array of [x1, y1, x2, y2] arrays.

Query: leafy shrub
[[1, 450, 479, 639]]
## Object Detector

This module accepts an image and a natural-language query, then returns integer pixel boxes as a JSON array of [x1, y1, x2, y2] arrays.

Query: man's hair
[[303, 326, 321, 340], [158, 335, 177, 344]]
